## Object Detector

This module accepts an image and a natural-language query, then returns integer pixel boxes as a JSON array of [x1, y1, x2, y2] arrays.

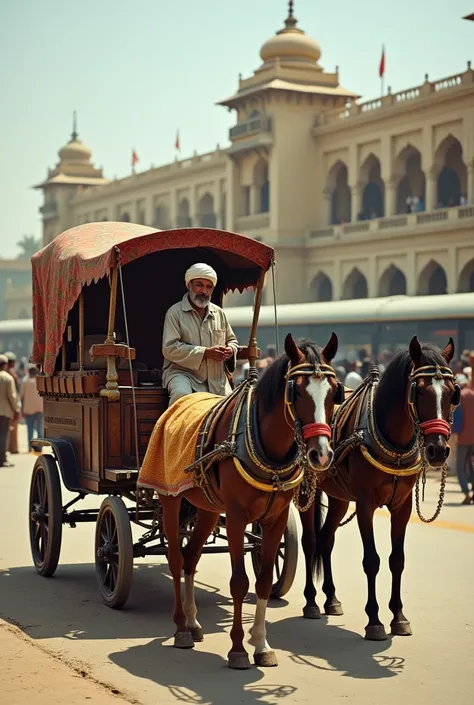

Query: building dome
[[58, 136, 92, 162], [260, 2, 321, 64], [58, 113, 92, 162]]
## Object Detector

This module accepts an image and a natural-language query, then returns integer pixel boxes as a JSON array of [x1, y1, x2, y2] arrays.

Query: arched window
[[434, 135, 466, 207], [378, 265, 407, 296], [327, 162, 351, 225], [177, 198, 192, 227], [418, 261, 447, 295], [457, 259, 474, 293], [310, 272, 333, 302], [120, 212, 130, 222], [395, 147, 425, 214], [198, 193, 216, 227], [342, 268, 368, 300], [360, 154, 385, 219], [254, 159, 270, 213]]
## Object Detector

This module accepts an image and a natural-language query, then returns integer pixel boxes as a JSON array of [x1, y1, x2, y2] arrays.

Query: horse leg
[[388, 493, 413, 636], [226, 510, 251, 670], [249, 507, 289, 667], [161, 496, 194, 649], [320, 497, 349, 616], [356, 495, 387, 640], [300, 500, 321, 619], [182, 508, 220, 643]]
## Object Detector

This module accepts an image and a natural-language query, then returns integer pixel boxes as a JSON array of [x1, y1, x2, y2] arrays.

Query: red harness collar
[[303, 422, 332, 440], [419, 419, 451, 438]]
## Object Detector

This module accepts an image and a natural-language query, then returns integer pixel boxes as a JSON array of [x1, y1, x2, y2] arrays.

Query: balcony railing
[[229, 116, 272, 140], [236, 212, 270, 230], [309, 204, 474, 239], [313, 62, 473, 129]]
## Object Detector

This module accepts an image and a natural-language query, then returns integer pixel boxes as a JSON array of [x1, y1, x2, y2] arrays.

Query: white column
[[169, 191, 177, 228], [385, 180, 397, 216], [323, 189, 333, 225], [425, 170, 437, 210], [350, 185, 361, 221], [190, 185, 197, 226], [214, 181, 222, 227], [226, 156, 237, 232]]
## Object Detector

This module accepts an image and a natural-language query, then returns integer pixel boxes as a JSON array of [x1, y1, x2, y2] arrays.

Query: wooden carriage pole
[[78, 292, 84, 371], [247, 268, 266, 380], [100, 264, 120, 401]]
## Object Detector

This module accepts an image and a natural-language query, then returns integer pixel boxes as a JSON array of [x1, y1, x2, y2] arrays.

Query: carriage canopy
[[31, 222, 275, 375]]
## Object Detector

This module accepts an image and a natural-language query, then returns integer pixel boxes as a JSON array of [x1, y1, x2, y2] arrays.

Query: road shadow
[[0, 561, 240, 642], [110, 639, 297, 705], [268, 615, 405, 681]]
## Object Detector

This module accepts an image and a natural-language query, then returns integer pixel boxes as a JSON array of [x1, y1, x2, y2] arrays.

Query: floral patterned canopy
[[31, 222, 274, 375]]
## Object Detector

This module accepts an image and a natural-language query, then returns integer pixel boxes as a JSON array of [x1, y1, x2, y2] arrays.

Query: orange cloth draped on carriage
[[137, 392, 223, 496]]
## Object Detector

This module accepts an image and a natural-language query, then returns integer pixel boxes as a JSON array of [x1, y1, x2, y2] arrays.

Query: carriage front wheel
[[251, 502, 299, 599], [29, 454, 63, 577], [95, 496, 133, 609]]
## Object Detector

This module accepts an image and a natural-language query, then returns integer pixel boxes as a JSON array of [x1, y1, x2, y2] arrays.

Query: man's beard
[[189, 290, 210, 309]]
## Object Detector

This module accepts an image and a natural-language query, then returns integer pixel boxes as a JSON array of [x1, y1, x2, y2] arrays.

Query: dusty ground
[[1, 427, 473, 705]]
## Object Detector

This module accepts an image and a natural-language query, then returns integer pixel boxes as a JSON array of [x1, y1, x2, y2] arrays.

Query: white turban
[[184, 263, 217, 287]]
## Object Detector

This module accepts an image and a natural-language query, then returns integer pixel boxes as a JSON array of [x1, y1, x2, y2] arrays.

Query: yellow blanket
[[138, 392, 224, 497]]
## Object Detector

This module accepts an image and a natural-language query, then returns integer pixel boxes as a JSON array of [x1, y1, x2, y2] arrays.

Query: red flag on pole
[[175, 130, 180, 151], [131, 149, 139, 167], [379, 45, 385, 78]]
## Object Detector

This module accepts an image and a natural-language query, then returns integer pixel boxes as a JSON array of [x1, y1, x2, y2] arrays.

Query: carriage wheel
[[251, 503, 299, 599], [95, 496, 133, 609], [29, 455, 63, 577]]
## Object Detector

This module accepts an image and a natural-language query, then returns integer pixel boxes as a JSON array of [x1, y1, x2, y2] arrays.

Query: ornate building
[[35, 3, 474, 306]]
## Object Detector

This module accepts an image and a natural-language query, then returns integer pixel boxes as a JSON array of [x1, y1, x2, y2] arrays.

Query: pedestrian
[[0, 354, 18, 467], [21, 365, 44, 451], [454, 354, 474, 504], [4, 351, 19, 454], [344, 361, 363, 390]]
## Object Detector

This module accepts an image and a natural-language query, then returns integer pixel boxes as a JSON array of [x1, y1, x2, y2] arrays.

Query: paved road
[[1, 435, 473, 705]]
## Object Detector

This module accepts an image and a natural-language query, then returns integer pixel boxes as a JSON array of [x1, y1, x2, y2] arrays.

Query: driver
[[162, 263, 239, 405]]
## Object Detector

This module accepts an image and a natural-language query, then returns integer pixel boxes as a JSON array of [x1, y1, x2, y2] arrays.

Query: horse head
[[408, 336, 458, 467], [284, 332, 343, 472]]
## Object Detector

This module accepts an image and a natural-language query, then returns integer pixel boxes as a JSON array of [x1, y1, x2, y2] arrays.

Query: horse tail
[[313, 488, 325, 582]]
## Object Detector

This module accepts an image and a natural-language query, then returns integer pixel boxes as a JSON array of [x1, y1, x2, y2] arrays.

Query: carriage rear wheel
[[251, 503, 299, 599], [29, 455, 63, 577], [95, 496, 133, 609]]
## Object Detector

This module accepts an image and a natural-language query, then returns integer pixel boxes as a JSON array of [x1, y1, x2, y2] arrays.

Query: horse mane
[[253, 339, 323, 413], [374, 342, 448, 414]]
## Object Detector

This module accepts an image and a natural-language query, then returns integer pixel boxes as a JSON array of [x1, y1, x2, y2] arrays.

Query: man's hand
[[204, 346, 229, 361]]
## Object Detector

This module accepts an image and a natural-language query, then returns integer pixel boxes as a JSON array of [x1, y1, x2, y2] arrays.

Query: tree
[[16, 234, 42, 260]]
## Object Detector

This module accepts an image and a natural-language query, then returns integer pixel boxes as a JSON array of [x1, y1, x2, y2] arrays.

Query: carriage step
[[104, 468, 138, 482]]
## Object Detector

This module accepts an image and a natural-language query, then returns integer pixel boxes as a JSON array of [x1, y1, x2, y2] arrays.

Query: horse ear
[[409, 336, 422, 367], [441, 337, 455, 364], [322, 332, 338, 363], [284, 333, 303, 365]]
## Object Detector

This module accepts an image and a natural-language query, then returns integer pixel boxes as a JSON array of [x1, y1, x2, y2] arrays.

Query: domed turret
[[260, 1, 321, 65], [58, 112, 92, 162]]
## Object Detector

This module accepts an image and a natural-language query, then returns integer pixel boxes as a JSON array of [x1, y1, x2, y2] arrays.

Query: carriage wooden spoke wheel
[[251, 503, 299, 598], [29, 455, 63, 577], [95, 496, 134, 609]]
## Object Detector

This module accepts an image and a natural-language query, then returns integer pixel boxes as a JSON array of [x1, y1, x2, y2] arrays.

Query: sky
[[0, 0, 472, 259]]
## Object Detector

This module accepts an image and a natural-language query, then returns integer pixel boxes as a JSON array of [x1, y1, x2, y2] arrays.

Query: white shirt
[[344, 371, 363, 390]]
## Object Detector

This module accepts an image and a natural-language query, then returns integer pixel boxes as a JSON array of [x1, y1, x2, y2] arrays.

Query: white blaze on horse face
[[248, 598, 271, 655], [183, 574, 201, 630], [432, 378, 445, 419], [307, 376, 331, 457]]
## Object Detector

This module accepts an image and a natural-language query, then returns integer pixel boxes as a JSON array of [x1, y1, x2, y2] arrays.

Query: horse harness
[[331, 363, 459, 489], [183, 360, 341, 511]]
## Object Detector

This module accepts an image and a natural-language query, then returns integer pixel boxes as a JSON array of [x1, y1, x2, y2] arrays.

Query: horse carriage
[[28, 223, 300, 611]]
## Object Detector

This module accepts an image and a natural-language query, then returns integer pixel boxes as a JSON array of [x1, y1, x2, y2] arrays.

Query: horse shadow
[[267, 614, 405, 681], [109, 639, 298, 705]]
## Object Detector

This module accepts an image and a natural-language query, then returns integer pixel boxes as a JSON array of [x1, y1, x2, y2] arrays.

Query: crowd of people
[[0, 352, 43, 468]]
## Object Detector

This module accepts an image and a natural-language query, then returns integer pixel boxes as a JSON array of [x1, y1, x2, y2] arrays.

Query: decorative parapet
[[313, 62, 473, 129]]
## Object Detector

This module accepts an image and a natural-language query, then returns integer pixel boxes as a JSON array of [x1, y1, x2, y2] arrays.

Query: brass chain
[[414, 427, 447, 523]]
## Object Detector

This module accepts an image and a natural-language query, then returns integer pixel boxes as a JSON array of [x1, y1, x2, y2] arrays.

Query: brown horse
[[158, 333, 344, 669], [299, 336, 458, 640]]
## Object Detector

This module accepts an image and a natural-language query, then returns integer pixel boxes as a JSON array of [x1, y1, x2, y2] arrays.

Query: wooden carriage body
[[31, 223, 273, 496]]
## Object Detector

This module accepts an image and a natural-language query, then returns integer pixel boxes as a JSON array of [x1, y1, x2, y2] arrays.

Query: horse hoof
[[365, 625, 388, 641], [254, 650, 278, 668], [189, 626, 204, 642], [174, 630, 195, 649], [391, 620, 412, 636], [303, 605, 322, 620], [324, 600, 344, 616], [228, 652, 251, 670]]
